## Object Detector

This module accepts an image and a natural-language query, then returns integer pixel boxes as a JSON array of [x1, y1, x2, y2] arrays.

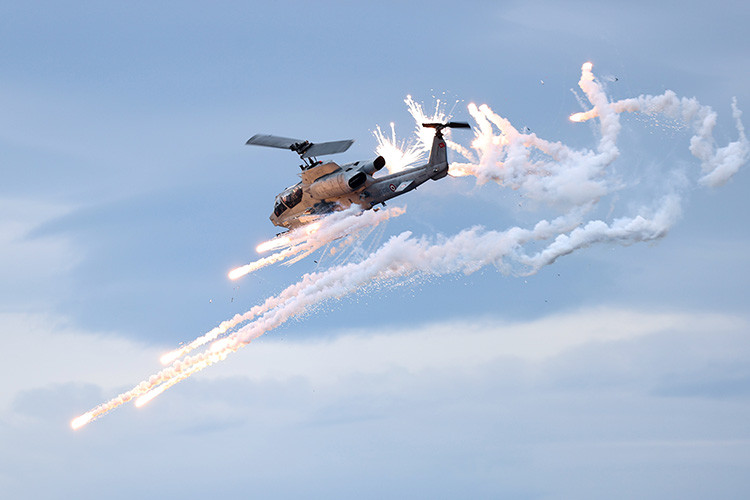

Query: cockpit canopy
[[273, 183, 303, 217]]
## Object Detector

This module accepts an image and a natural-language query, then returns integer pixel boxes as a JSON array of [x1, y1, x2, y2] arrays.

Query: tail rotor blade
[[422, 122, 471, 130]]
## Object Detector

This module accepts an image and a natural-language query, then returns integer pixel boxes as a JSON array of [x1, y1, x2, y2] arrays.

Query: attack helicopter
[[246, 122, 470, 229]]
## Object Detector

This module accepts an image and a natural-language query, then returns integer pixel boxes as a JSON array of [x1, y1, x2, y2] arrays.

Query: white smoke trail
[[73, 212, 580, 428], [71, 203, 673, 427], [589, 93, 749, 188], [227, 205, 405, 281], [449, 62, 748, 208], [72, 62, 747, 429], [448, 63, 617, 210], [158, 206, 405, 366]]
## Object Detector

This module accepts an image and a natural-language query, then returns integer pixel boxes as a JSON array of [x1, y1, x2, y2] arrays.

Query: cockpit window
[[274, 199, 287, 217], [282, 185, 303, 209]]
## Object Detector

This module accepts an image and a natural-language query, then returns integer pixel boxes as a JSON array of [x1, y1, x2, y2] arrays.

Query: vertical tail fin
[[422, 122, 471, 179]]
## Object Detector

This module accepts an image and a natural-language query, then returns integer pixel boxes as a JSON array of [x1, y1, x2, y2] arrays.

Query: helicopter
[[246, 121, 470, 229]]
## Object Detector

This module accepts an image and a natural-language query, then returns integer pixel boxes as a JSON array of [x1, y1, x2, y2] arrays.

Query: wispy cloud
[[211, 307, 746, 383], [0, 198, 80, 309], [3, 307, 749, 498], [3, 307, 744, 412]]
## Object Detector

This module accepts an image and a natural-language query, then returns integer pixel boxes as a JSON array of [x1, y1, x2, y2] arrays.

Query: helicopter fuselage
[[248, 122, 469, 229]]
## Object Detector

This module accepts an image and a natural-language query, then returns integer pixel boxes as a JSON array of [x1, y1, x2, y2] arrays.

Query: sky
[[2, 1, 750, 498]]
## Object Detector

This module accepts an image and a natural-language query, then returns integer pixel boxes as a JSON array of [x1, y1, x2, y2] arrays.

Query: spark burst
[[374, 95, 460, 173]]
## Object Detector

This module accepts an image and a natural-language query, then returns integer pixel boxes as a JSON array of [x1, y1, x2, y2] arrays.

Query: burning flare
[[228, 206, 404, 281], [70, 412, 93, 430], [570, 111, 595, 122]]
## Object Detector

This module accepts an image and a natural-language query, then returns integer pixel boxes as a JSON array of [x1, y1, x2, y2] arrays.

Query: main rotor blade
[[301, 139, 355, 158], [246, 134, 305, 149]]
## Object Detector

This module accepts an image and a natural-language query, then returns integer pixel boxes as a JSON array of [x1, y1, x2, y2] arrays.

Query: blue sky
[[2, 1, 750, 498]]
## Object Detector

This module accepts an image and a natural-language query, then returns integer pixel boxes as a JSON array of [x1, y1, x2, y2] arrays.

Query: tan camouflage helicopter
[[246, 122, 470, 229]]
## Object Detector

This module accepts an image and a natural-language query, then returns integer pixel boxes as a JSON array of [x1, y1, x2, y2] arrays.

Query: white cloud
[[0, 198, 81, 307], [2, 308, 749, 499], [3, 306, 743, 413], [7, 307, 750, 496], [0, 312, 163, 410], [207, 307, 745, 384]]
